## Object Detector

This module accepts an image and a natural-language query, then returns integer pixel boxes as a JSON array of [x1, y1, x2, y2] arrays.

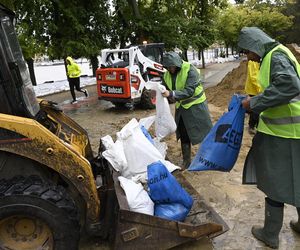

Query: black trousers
[[249, 111, 259, 129], [69, 77, 83, 100], [178, 117, 190, 144]]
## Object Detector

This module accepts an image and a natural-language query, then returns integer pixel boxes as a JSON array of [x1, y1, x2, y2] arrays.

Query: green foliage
[[13, 0, 294, 67], [14, 0, 112, 61], [281, 0, 300, 44], [216, 1, 293, 48], [112, 0, 226, 53], [13, 0, 49, 59], [0, 0, 14, 10]]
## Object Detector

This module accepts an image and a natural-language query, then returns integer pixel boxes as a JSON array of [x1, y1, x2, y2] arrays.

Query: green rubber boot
[[290, 207, 300, 233], [181, 143, 191, 170], [251, 199, 283, 249]]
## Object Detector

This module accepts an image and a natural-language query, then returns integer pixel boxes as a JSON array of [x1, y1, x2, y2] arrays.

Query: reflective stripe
[[261, 115, 300, 125], [181, 90, 203, 105], [290, 94, 300, 103]]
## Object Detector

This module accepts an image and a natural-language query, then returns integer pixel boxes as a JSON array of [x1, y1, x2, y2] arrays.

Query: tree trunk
[[127, 0, 141, 19], [183, 49, 188, 61], [116, 0, 129, 48], [26, 58, 37, 86], [198, 50, 201, 60], [201, 50, 205, 69], [90, 56, 99, 77], [127, 0, 144, 43], [226, 46, 229, 57]]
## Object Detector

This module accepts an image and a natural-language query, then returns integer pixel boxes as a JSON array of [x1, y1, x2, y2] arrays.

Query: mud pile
[[205, 60, 247, 107], [286, 43, 300, 63]]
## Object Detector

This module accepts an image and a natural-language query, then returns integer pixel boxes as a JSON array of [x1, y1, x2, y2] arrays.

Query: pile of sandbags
[[101, 81, 193, 221]]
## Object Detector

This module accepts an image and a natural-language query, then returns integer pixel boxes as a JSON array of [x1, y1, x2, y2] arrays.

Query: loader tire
[[0, 175, 80, 250], [140, 88, 156, 109]]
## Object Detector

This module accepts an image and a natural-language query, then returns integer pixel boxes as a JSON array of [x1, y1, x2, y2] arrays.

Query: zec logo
[[215, 124, 242, 149]]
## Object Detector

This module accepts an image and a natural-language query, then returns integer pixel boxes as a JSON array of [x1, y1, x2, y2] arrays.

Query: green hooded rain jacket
[[162, 52, 212, 144], [239, 27, 300, 206]]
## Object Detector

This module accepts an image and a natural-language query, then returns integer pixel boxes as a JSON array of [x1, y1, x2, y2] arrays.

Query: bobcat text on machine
[[0, 3, 228, 249], [96, 45, 165, 109]]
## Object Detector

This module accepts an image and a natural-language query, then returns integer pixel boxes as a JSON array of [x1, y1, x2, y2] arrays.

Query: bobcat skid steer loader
[[97, 45, 165, 109]]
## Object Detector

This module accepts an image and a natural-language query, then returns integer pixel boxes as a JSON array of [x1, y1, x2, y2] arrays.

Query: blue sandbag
[[140, 125, 154, 144], [147, 161, 193, 221], [155, 203, 190, 221], [188, 94, 246, 172]]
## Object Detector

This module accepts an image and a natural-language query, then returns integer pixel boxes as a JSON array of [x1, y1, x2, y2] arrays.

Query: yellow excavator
[[0, 4, 228, 250]]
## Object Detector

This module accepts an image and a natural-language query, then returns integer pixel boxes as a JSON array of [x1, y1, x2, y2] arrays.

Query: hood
[[237, 27, 278, 58], [162, 52, 183, 68], [66, 56, 74, 64]]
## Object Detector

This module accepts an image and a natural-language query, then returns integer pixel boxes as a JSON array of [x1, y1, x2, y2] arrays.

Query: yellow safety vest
[[163, 61, 206, 109], [257, 44, 300, 138]]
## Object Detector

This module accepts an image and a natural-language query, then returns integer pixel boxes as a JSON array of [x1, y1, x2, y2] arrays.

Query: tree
[[281, 0, 300, 44], [216, 2, 293, 54], [216, 6, 248, 56], [14, 0, 112, 81], [14, 0, 49, 85], [111, 0, 226, 68], [185, 0, 227, 67], [0, 0, 14, 10]]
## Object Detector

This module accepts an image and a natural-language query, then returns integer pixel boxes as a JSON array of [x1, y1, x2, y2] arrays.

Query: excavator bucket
[[111, 169, 228, 249]]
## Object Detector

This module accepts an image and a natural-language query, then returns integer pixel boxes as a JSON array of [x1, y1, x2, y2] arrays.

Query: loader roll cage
[[101, 43, 164, 69], [0, 4, 39, 118]]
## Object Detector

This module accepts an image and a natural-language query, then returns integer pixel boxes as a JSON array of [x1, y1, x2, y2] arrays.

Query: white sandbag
[[117, 118, 180, 178], [139, 116, 156, 130], [153, 137, 168, 158], [101, 134, 114, 149], [147, 81, 176, 140], [118, 176, 154, 215], [139, 117, 167, 157], [101, 135, 127, 172], [131, 173, 147, 184]]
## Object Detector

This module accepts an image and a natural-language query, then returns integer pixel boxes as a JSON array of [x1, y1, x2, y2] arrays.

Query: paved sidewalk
[[201, 60, 241, 89]]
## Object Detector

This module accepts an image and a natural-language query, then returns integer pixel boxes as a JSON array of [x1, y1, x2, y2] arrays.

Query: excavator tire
[[0, 175, 80, 250], [139, 88, 156, 109]]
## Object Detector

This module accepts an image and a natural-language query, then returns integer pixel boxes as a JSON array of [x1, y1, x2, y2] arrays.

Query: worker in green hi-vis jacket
[[161, 52, 212, 169], [239, 27, 300, 249]]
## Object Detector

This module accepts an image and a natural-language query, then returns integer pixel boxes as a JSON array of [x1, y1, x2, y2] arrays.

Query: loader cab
[[0, 4, 39, 118], [138, 42, 164, 64]]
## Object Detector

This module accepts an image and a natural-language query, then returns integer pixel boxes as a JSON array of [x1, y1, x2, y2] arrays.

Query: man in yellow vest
[[244, 60, 261, 135], [161, 52, 212, 169], [66, 56, 88, 104], [239, 27, 300, 249]]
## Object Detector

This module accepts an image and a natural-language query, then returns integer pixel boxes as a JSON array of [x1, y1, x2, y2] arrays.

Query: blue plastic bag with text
[[188, 94, 246, 172], [148, 161, 193, 221]]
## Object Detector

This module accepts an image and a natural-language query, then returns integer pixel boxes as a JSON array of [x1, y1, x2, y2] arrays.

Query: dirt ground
[[47, 60, 300, 249]]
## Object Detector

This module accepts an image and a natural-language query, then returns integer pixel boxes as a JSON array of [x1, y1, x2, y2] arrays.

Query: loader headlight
[[98, 74, 102, 80]]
